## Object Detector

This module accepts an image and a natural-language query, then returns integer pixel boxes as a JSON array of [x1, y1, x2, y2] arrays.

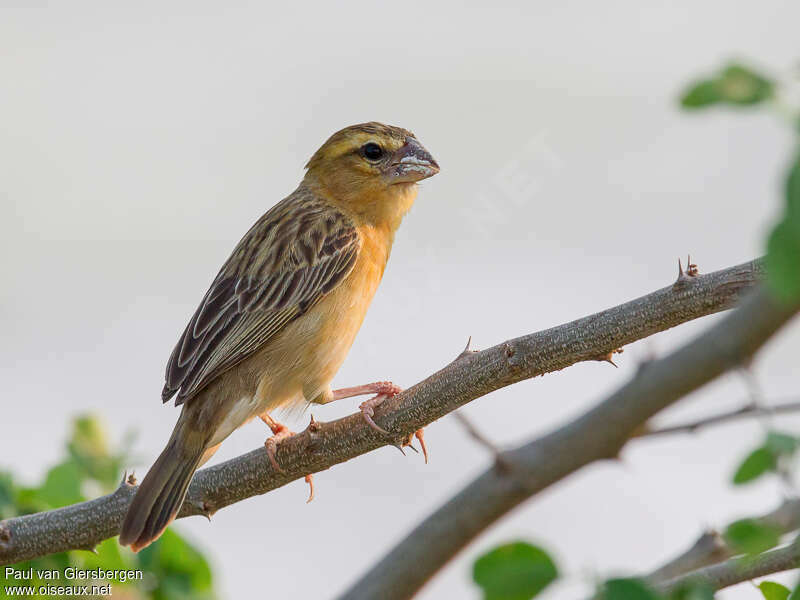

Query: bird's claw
[[263, 425, 290, 474], [333, 381, 428, 462], [401, 429, 429, 464], [357, 382, 401, 435], [359, 396, 391, 435], [305, 474, 314, 503], [260, 414, 315, 502]]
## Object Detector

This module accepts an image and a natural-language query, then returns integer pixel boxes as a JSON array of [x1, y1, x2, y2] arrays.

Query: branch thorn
[[591, 348, 624, 367], [193, 500, 216, 521], [306, 414, 321, 433], [452, 336, 478, 363], [673, 254, 700, 289]]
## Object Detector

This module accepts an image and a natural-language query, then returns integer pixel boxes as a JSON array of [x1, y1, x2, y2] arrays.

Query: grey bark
[[657, 542, 800, 595], [0, 258, 766, 567]]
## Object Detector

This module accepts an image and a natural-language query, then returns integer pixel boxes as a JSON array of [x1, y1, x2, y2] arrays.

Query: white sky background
[[2, 1, 800, 598]]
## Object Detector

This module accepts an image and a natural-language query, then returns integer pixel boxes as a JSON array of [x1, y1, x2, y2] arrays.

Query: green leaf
[[787, 154, 800, 219], [766, 432, 798, 456], [766, 219, 800, 303], [733, 447, 775, 484], [681, 80, 721, 108], [66, 414, 124, 491], [76, 538, 129, 573], [789, 582, 800, 600], [37, 461, 85, 508], [717, 64, 773, 105], [667, 581, 714, 600], [473, 541, 558, 600], [0, 471, 17, 520], [724, 519, 781, 554], [766, 154, 800, 303], [70, 414, 110, 457], [759, 581, 791, 600], [600, 578, 662, 600], [137, 529, 214, 599], [680, 63, 772, 110]]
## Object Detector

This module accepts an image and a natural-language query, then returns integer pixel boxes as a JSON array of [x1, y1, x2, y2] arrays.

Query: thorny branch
[[0, 258, 769, 568], [338, 277, 799, 599]]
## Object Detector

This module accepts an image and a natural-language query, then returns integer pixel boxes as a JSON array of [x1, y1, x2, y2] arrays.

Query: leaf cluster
[[0, 415, 215, 600]]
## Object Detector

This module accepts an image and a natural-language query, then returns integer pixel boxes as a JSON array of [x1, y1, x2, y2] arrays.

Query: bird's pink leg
[[259, 413, 314, 502], [331, 381, 429, 463], [333, 381, 400, 435]]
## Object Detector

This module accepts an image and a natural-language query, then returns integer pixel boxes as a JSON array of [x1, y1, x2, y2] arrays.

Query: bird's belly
[[202, 234, 387, 446]]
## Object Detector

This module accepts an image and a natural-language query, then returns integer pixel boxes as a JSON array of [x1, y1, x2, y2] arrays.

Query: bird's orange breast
[[246, 222, 395, 411], [297, 224, 392, 387]]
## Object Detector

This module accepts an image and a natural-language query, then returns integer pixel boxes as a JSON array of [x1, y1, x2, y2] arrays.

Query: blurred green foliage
[[767, 155, 800, 302], [759, 581, 792, 600], [724, 519, 781, 555], [679, 61, 800, 303], [596, 578, 714, 600], [599, 578, 662, 600], [472, 541, 557, 600], [681, 63, 774, 108], [0, 415, 216, 599], [732, 430, 799, 485]]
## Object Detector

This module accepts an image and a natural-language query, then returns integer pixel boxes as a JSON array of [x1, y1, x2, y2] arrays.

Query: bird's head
[[304, 122, 439, 225]]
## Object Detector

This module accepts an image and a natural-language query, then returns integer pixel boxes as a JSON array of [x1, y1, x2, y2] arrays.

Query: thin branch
[[337, 284, 799, 600], [657, 542, 800, 595], [636, 400, 800, 438], [452, 411, 513, 472], [0, 259, 765, 566], [452, 411, 504, 457], [647, 499, 800, 583]]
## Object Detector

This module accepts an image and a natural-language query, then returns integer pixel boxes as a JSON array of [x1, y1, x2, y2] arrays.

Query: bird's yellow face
[[305, 122, 439, 225]]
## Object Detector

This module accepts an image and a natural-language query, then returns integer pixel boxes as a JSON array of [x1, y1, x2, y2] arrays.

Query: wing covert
[[162, 193, 360, 405]]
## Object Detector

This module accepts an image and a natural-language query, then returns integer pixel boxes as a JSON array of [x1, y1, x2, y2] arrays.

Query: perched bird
[[119, 122, 439, 552]]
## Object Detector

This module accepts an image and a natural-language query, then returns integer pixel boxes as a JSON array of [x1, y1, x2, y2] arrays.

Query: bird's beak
[[386, 137, 440, 184]]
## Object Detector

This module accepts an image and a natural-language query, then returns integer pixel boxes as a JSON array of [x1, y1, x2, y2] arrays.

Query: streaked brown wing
[[162, 190, 360, 405]]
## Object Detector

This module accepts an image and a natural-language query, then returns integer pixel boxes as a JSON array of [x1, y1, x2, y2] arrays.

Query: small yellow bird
[[119, 122, 439, 551]]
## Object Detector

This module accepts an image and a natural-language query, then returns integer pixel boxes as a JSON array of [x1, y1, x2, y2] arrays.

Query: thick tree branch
[[337, 283, 799, 600], [657, 542, 800, 595], [0, 259, 765, 566]]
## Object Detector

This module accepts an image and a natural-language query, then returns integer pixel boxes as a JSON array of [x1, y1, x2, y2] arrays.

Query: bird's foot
[[259, 414, 314, 502], [332, 381, 429, 462], [358, 389, 397, 435]]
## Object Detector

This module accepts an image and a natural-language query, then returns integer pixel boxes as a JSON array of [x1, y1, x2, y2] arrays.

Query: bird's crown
[[306, 122, 414, 171]]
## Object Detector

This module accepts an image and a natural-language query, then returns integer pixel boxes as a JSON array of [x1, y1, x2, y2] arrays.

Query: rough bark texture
[[0, 259, 766, 566]]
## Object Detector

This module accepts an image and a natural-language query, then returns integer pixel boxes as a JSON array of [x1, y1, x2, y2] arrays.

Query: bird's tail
[[119, 427, 206, 552]]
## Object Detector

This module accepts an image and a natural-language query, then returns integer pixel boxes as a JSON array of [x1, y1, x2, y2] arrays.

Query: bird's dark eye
[[362, 142, 384, 161]]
